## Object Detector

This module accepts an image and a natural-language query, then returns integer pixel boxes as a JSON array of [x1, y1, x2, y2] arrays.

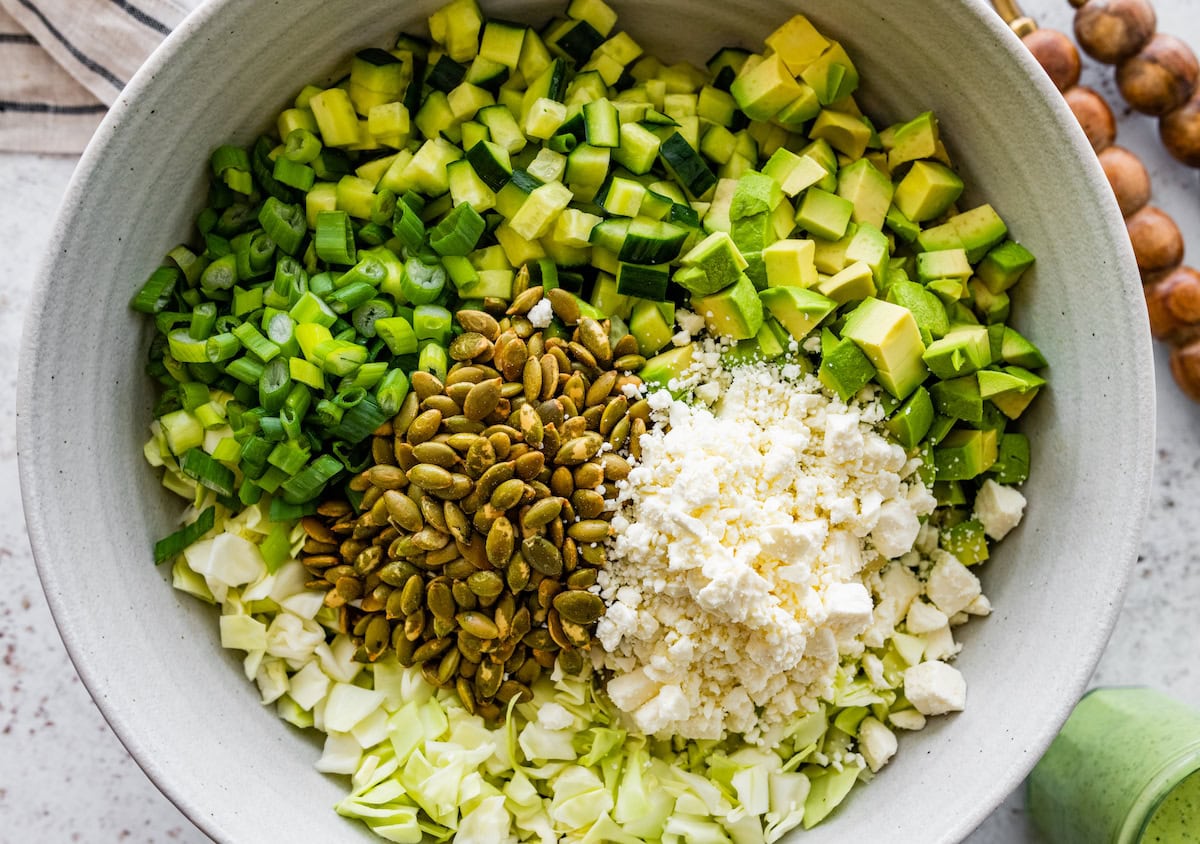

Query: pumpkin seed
[[522, 536, 563, 576], [411, 370, 445, 401], [475, 659, 504, 700], [507, 285, 544, 316], [506, 554, 532, 592], [407, 409, 443, 445], [467, 570, 505, 599], [553, 590, 605, 625], [450, 332, 493, 361], [412, 441, 458, 468], [456, 677, 478, 714], [490, 478, 526, 511], [546, 287, 580, 325], [457, 610, 500, 639], [408, 463, 454, 491], [568, 519, 611, 544], [556, 433, 603, 465], [456, 309, 500, 342], [514, 450, 545, 481], [614, 354, 646, 371], [412, 636, 453, 664], [427, 580, 456, 620], [463, 378, 502, 421], [578, 317, 612, 363], [486, 516, 515, 567]]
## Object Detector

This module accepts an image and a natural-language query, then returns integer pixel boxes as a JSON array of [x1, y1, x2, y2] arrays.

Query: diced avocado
[[702, 178, 737, 234], [765, 14, 830, 73], [947, 300, 979, 325], [799, 138, 838, 176], [934, 480, 967, 507], [977, 239, 1036, 293], [589, 274, 634, 320], [731, 53, 806, 122], [725, 319, 789, 366], [885, 205, 921, 244], [916, 248, 972, 281], [812, 223, 858, 274], [926, 413, 956, 446], [640, 343, 696, 395], [760, 285, 838, 341], [841, 297, 928, 399], [629, 299, 675, 356], [933, 428, 998, 481], [755, 320, 787, 358], [731, 171, 783, 220], [987, 369, 1044, 420], [773, 87, 823, 130], [884, 386, 934, 449], [817, 261, 876, 304], [977, 366, 1046, 398], [990, 432, 1030, 483], [763, 149, 830, 197], [922, 326, 992, 379], [892, 160, 964, 223], [818, 328, 877, 401], [764, 239, 818, 288], [809, 109, 872, 159], [987, 322, 1006, 361], [844, 222, 889, 284], [795, 187, 854, 240], [1001, 326, 1048, 369], [800, 41, 859, 104], [770, 195, 797, 240], [930, 375, 983, 423], [886, 111, 939, 170], [731, 211, 776, 253], [941, 518, 989, 565], [677, 231, 748, 295], [979, 401, 1009, 434], [918, 204, 1008, 262], [969, 279, 1010, 325], [837, 158, 894, 230], [927, 277, 969, 305], [741, 249, 768, 290], [886, 279, 949, 342], [691, 274, 764, 340]]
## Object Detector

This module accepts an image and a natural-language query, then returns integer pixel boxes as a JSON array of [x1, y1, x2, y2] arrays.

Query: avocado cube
[[677, 231, 748, 295], [922, 326, 992, 379], [1001, 326, 1048, 369], [817, 261, 876, 304], [691, 273, 764, 340], [893, 160, 964, 223], [979, 401, 1009, 434], [841, 297, 928, 399], [882, 386, 934, 449], [933, 428, 998, 481], [941, 518, 990, 565], [813, 223, 858, 274], [774, 87, 823, 131], [796, 187, 854, 240], [799, 138, 838, 175], [990, 385, 1042, 420], [845, 223, 890, 283], [589, 274, 634, 320], [731, 211, 776, 253], [978, 365, 1045, 398], [731, 171, 784, 220], [886, 111, 940, 170], [640, 343, 697, 395], [927, 277, 969, 304], [837, 158, 894, 230], [765, 14, 830, 73], [770, 197, 797, 240], [763, 149, 831, 197], [990, 432, 1030, 483], [818, 328, 878, 400], [731, 53, 806, 122], [724, 320, 789, 367], [918, 204, 1008, 262], [916, 248, 973, 281], [800, 41, 859, 104], [629, 299, 675, 356], [741, 250, 768, 290], [930, 375, 983, 423], [933, 480, 967, 507], [760, 285, 838, 342], [886, 279, 950, 341], [809, 109, 872, 159], [977, 239, 1036, 293], [885, 205, 922, 244], [987, 323, 1006, 361], [764, 239, 818, 288], [969, 279, 1011, 325]]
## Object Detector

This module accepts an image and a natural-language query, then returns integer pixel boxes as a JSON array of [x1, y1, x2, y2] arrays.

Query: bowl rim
[[16, 0, 1155, 841]]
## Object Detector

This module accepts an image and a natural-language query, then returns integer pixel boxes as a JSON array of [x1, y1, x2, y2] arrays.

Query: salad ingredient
[[902, 660, 967, 716], [597, 362, 935, 741]]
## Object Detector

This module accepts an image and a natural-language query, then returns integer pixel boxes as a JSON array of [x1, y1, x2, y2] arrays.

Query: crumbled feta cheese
[[675, 308, 706, 336], [973, 479, 1027, 540], [925, 554, 982, 617], [526, 297, 554, 328], [857, 717, 898, 772], [888, 709, 927, 731], [536, 702, 575, 731], [905, 599, 949, 635], [904, 660, 967, 715]]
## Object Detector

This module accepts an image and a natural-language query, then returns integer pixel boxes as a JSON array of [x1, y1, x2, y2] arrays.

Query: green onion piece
[[232, 285, 264, 317], [309, 271, 335, 298], [211, 145, 252, 194], [334, 386, 367, 408], [401, 258, 447, 305], [196, 207, 219, 235], [252, 136, 295, 203], [195, 400, 227, 430], [316, 399, 345, 426], [153, 506, 216, 564], [336, 255, 387, 289], [232, 322, 281, 363], [375, 369, 410, 415], [225, 356, 265, 385], [258, 357, 291, 413], [204, 231, 232, 259], [204, 332, 241, 363], [352, 299, 394, 338], [419, 342, 449, 381], [258, 197, 307, 256], [257, 465, 288, 492], [272, 155, 315, 192], [315, 210, 357, 265], [326, 280, 377, 314], [168, 329, 210, 363], [268, 440, 310, 475], [238, 480, 263, 506], [188, 361, 221, 384], [412, 304, 453, 342], [210, 436, 242, 462], [240, 436, 272, 479], [166, 245, 205, 287], [288, 291, 338, 328], [236, 231, 276, 279], [283, 383, 311, 418], [370, 189, 398, 226], [284, 128, 322, 164], [216, 202, 258, 237], [373, 316, 419, 355], [315, 339, 367, 376], [179, 381, 210, 412], [272, 255, 308, 303], [188, 302, 218, 340], [324, 392, 390, 443], [289, 356, 325, 389], [281, 406, 304, 443], [180, 448, 236, 496], [391, 200, 426, 252], [269, 496, 318, 521], [356, 222, 390, 247], [429, 202, 485, 256], [442, 255, 478, 290], [280, 454, 344, 503], [154, 311, 190, 335], [350, 361, 389, 389], [259, 521, 293, 573], [264, 311, 300, 357], [259, 415, 285, 441], [131, 266, 181, 314], [201, 253, 239, 292]]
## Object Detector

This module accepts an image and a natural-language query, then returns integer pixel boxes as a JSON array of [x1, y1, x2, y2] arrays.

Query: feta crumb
[[973, 479, 1027, 540], [888, 709, 927, 731], [905, 599, 949, 635], [675, 308, 706, 336], [904, 660, 967, 715], [925, 555, 982, 617], [536, 702, 575, 731], [858, 717, 898, 772], [527, 297, 554, 328]]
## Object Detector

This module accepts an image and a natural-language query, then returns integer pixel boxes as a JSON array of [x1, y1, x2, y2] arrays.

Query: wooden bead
[[1160, 92, 1200, 167], [1065, 86, 1117, 152], [1098, 145, 1151, 216], [1144, 266, 1200, 342], [1023, 29, 1082, 92], [1127, 205, 1185, 277], [1116, 34, 1200, 116], [1074, 0, 1156, 64], [1170, 338, 1200, 403]]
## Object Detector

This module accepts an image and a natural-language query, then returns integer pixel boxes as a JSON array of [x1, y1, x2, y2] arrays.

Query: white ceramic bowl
[[19, 0, 1154, 841]]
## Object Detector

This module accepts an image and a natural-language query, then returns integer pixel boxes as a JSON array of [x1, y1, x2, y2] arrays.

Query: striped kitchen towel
[[0, 0, 202, 153]]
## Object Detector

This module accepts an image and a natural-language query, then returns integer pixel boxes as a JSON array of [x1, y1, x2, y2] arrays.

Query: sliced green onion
[[401, 258, 447, 305], [349, 361, 389, 389], [130, 267, 181, 314], [283, 383, 311, 418], [315, 339, 368, 375], [180, 448, 236, 496], [188, 302, 218, 340], [336, 255, 387, 289], [352, 298, 394, 338], [268, 440, 310, 475], [240, 436, 273, 479], [325, 393, 390, 443], [316, 399, 345, 427], [356, 222, 390, 247], [259, 415, 286, 441], [272, 256, 308, 304], [216, 202, 258, 237], [374, 316, 419, 355], [272, 155, 315, 192], [178, 381, 210, 412], [370, 189, 398, 226], [225, 356, 265, 385], [166, 245, 205, 286], [309, 271, 336, 298], [284, 128, 322, 163], [196, 207, 219, 235], [236, 231, 276, 279], [200, 253, 239, 292], [153, 506, 216, 564], [259, 196, 307, 256], [238, 479, 263, 506], [280, 453, 344, 503], [315, 210, 357, 265], [232, 322, 281, 363], [334, 386, 367, 408], [429, 202, 485, 256], [168, 329, 210, 363], [264, 311, 300, 357], [391, 200, 426, 252], [232, 285, 263, 317], [188, 361, 221, 384], [258, 357, 292, 413], [288, 291, 338, 327], [211, 145, 252, 194], [375, 369, 410, 415], [326, 280, 377, 314], [412, 304, 453, 342], [419, 342, 449, 381], [154, 311, 190, 335], [194, 400, 227, 429], [256, 465, 288, 492], [269, 496, 319, 521], [210, 436, 243, 462], [204, 332, 241, 363], [259, 521, 293, 573], [289, 356, 325, 389]]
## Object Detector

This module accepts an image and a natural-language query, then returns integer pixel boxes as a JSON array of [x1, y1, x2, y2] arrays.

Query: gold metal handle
[[991, 0, 1038, 37]]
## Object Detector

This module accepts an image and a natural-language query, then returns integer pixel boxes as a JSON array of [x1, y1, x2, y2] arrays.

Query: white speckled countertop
[[2, 1, 1199, 841]]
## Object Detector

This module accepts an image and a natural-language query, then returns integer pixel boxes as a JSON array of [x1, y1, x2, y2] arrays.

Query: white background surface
[[2, 0, 1198, 840]]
